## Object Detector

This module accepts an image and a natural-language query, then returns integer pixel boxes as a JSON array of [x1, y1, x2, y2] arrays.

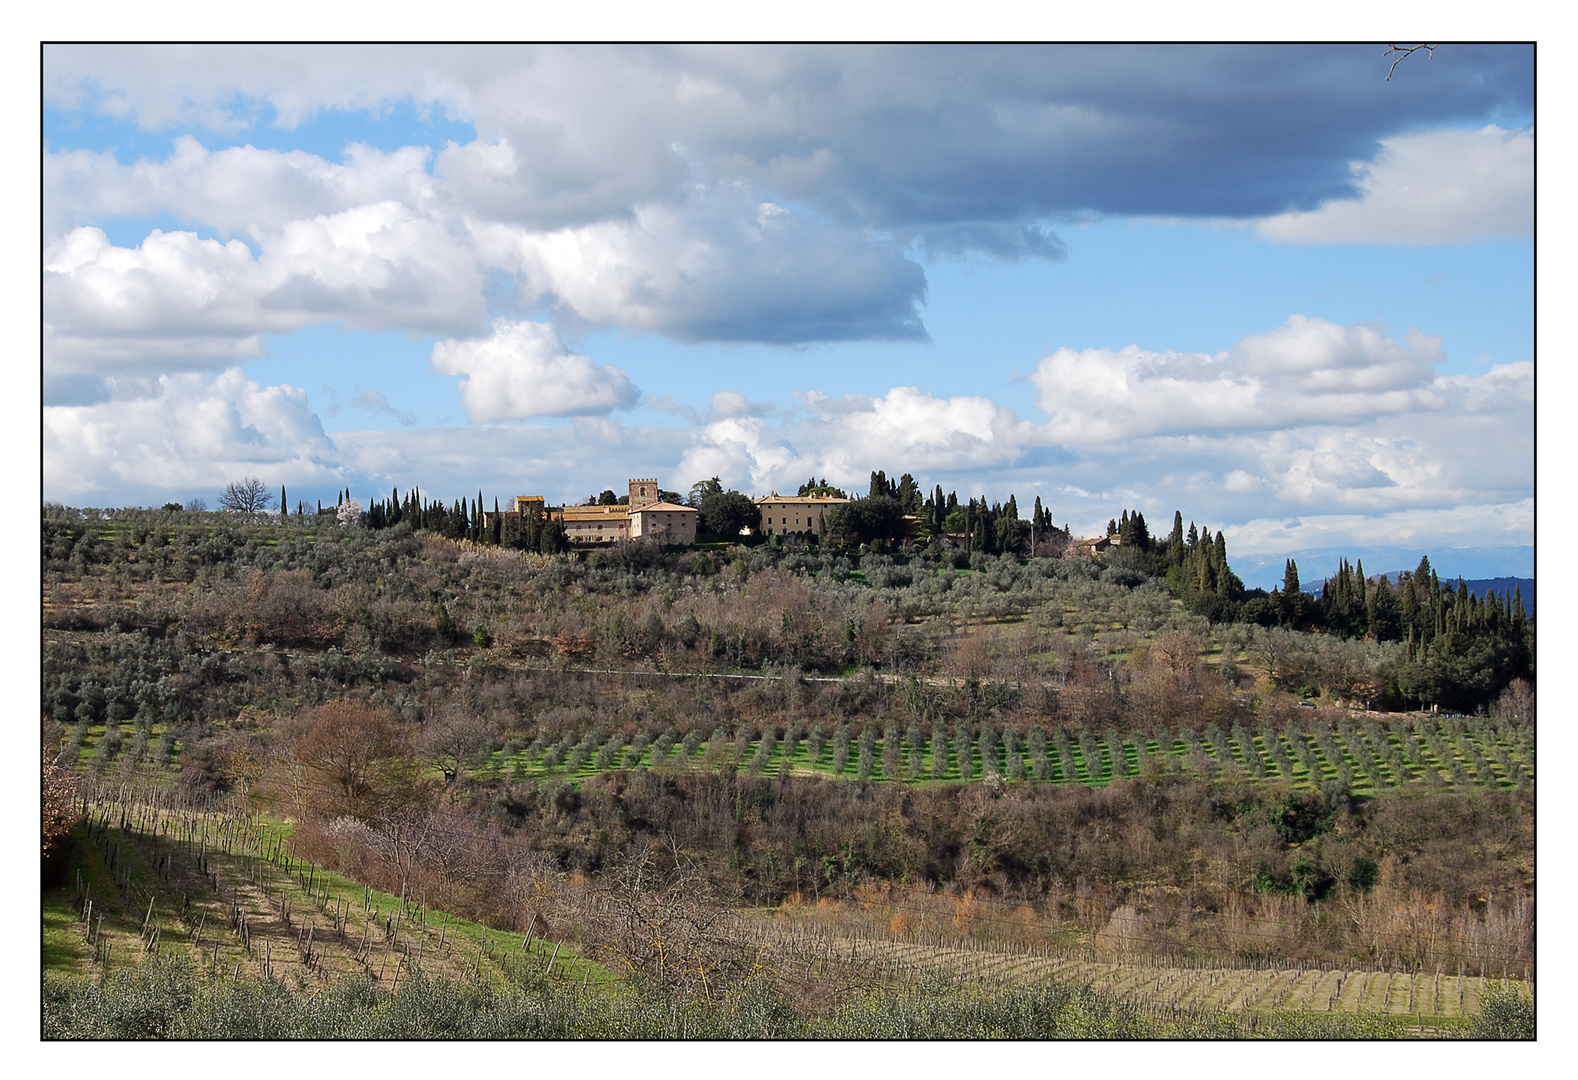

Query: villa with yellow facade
[[753, 494, 849, 538], [548, 479, 699, 545], [497, 480, 847, 546]]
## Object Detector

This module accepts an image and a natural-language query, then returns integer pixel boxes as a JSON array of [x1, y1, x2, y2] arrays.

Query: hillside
[[42, 505, 1536, 1034]]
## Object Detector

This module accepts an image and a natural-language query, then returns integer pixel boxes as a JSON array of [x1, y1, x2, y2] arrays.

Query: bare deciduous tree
[[584, 848, 757, 1001], [218, 476, 274, 517], [292, 703, 418, 816], [418, 707, 497, 787]]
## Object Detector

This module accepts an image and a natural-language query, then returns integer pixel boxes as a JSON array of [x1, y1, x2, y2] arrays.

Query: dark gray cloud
[[912, 223, 1069, 262], [42, 45, 1533, 351], [48, 45, 1532, 227]]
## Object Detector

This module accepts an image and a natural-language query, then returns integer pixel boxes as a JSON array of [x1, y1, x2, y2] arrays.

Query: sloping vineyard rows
[[736, 919, 1528, 1023], [485, 715, 1533, 793], [48, 783, 600, 993]]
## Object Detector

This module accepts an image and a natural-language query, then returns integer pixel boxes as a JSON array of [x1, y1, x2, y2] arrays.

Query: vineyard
[[468, 712, 1530, 793], [43, 784, 607, 993], [57, 708, 1534, 796], [44, 783, 1532, 1038], [741, 913, 1528, 1024], [49, 783, 1527, 1035]]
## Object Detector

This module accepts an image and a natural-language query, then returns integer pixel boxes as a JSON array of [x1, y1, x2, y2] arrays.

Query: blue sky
[[41, 45, 1534, 585]]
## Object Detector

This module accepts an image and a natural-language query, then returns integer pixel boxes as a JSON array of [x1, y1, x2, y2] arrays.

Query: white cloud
[[43, 44, 478, 132], [1256, 126, 1533, 245], [36, 321, 1531, 566], [1030, 315, 1447, 442], [427, 319, 638, 421], [1225, 499, 1535, 558], [350, 389, 417, 426], [41, 50, 1531, 373], [1223, 469, 1263, 493], [675, 385, 1032, 495], [334, 416, 697, 506], [472, 184, 926, 342], [45, 205, 486, 374], [43, 369, 344, 503], [44, 137, 439, 238], [43, 45, 1533, 234]]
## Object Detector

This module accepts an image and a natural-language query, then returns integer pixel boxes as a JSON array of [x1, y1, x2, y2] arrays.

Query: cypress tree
[[1167, 511, 1185, 566]]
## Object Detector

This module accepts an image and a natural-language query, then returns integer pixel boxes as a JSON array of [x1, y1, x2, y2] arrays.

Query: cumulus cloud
[[45, 205, 486, 373], [44, 136, 438, 238], [43, 369, 344, 503], [41, 48, 1533, 363], [37, 326, 1530, 566], [1256, 126, 1532, 245], [428, 319, 638, 421], [1030, 315, 1447, 442], [43, 44, 478, 132], [474, 187, 928, 343], [334, 416, 697, 505], [674, 386, 1032, 495], [1225, 500, 1535, 559], [45, 45, 1533, 226]]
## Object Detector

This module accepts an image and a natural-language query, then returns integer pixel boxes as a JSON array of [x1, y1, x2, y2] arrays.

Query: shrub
[[1104, 729, 1127, 778], [978, 725, 999, 779], [1026, 728, 1048, 781], [905, 723, 924, 779], [805, 724, 826, 767], [882, 724, 901, 780], [1078, 729, 1104, 782], [751, 727, 777, 773], [1054, 728, 1076, 783], [954, 722, 974, 780], [781, 726, 802, 775], [831, 725, 852, 776], [1468, 981, 1535, 1039], [1004, 730, 1025, 782]]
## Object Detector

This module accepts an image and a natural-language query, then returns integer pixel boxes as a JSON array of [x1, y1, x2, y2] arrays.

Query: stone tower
[[629, 478, 660, 508]]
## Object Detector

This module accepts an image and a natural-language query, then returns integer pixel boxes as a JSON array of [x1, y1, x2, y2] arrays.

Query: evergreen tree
[[1278, 559, 1303, 627], [1167, 511, 1185, 567], [998, 494, 1020, 554], [896, 472, 919, 511]]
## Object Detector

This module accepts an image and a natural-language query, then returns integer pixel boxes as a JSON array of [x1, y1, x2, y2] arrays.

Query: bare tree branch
[[1384, 44, 1438, 82]]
